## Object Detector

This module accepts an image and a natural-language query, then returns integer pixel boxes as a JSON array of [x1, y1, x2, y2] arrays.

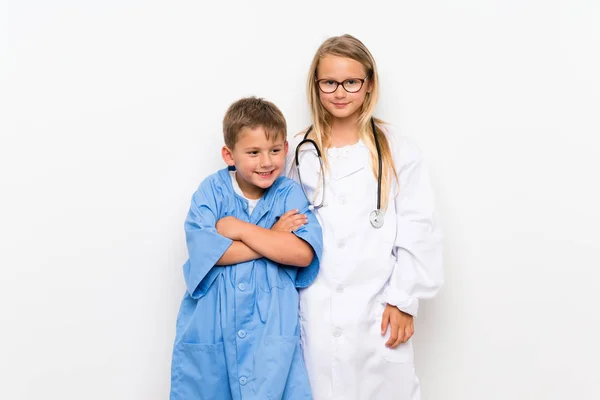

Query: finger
[[280, 209, 299, 220], [295, 217, 308, 228], [385, 324, 399, 347], [404, 326, 414, 342], [285, 217, 302, 226], [292, 216, 308, 226], [284, 216, 303, 226], [392, 326, 406, 348], [283, 221, 302, 232], [381, 310, 390, 335], [291, 223, 304, 232]]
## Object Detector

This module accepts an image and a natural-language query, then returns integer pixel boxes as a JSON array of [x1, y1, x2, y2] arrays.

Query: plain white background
[[2, 0, 599, 399]]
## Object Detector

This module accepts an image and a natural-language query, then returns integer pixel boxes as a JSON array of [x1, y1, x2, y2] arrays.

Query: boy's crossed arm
[[215, 209, 311, 266]]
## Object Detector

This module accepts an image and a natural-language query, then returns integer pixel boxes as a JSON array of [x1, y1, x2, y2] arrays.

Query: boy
[[170, 97, 322, 400]]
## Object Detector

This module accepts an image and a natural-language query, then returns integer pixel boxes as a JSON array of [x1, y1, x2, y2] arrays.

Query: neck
[[235, 172, 264, 200], [330, 117, 360, 147]]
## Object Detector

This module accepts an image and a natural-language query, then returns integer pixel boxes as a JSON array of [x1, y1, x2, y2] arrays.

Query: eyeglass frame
[[315, 76, 370, 94]]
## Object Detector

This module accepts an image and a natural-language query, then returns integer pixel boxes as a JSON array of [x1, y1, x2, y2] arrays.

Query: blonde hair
[[223, 97, 287, 149], [306, 34, 398, 210]]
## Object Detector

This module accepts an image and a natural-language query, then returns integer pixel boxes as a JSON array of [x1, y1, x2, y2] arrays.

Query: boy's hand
[[216, 216, 247, 241], [381, 304, 414, 348], [272, 209, 308, 232]]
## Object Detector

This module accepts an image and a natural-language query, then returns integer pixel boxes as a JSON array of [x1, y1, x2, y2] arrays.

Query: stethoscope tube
[[371, 118, 383, 212], [295, 118, 384, 227]]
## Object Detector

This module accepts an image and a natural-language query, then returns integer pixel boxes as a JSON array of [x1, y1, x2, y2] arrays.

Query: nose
[[259, 153, 273, 168], [333, 84, 347, 98]]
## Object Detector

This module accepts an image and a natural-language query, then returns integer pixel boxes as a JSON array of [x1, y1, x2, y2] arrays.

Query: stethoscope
[[294, 117, 384, 229]]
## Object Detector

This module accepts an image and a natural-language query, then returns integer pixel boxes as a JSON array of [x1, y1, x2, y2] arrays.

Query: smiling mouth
[[332, 102, 349, 107], [256, 171, 275, 178]]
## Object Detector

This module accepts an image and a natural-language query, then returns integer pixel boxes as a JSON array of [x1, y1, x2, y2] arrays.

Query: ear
[[221, 146, 235, 166], [283, 140, 289, 157], [367, 76, 374, 93]]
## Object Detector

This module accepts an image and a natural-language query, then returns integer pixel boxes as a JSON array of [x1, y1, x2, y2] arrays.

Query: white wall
[[2, 1, 599, 399]]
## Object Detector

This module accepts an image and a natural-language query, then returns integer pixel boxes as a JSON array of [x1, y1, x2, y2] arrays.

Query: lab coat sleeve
[[183, 179, 233, 299], [283, 181, 323, 288], [383, 144, 444, 317]]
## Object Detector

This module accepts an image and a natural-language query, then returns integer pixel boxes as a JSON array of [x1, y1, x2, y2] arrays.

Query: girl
[[286, 34, 444, 399]]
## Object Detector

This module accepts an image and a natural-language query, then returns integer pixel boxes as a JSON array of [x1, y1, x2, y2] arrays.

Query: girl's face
[[316, 55, 372, 123]]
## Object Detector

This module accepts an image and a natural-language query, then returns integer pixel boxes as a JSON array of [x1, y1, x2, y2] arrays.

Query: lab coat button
[[337, 240, 345, 248], [339, 196, 346, 205], [238, 283, 246, 291], [237, 330, 246, 339], [336, 285, 344, 293], [333, 328, 342, 337], [239, 376, 247, 385]]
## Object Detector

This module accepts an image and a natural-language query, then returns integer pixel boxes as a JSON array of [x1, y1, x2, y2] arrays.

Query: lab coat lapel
[[331, 158, 364, 180], [329, 141, 367, 181]]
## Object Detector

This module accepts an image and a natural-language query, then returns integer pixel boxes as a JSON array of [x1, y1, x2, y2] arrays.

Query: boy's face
[[222, 126, 288, 199]]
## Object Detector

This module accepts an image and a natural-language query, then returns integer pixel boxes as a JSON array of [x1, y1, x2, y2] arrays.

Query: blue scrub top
[[170, 168, 322, 400]]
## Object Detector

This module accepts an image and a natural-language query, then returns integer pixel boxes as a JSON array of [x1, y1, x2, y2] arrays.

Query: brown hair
[[223, 97, 287, 149], [306, 34, 398, 210]]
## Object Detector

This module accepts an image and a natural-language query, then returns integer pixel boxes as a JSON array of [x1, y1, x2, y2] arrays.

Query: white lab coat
[[286, 126, 444, 400]]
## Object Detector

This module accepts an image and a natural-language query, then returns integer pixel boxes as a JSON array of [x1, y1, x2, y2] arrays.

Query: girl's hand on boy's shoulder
[[381, 304, 414, 349], [272, 209, 308, 232], [216, 216, 247, 241]]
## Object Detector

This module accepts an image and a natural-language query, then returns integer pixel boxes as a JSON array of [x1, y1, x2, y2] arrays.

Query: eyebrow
[[243, 144, 284, 150], [318, 76, 362, 80]]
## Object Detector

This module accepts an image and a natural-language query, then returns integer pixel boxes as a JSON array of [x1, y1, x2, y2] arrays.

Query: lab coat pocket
[[171, 341, 232, 400], [380, 337, 414, 364], [372, 302, 414, 364], [253, 335, 300, 399]]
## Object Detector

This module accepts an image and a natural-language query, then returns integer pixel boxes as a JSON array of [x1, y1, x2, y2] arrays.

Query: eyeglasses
[[316, 77, 369, 94]]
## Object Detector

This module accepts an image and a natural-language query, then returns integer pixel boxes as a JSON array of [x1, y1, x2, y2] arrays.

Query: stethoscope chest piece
[[369, 209, 384, 229]]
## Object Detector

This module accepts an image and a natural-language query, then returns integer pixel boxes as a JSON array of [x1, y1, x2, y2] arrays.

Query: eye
[[271, 148, 281, 154], [321, 80, 337, 87], [346, 79, 357, 85], [248, 151, 259, 155]]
